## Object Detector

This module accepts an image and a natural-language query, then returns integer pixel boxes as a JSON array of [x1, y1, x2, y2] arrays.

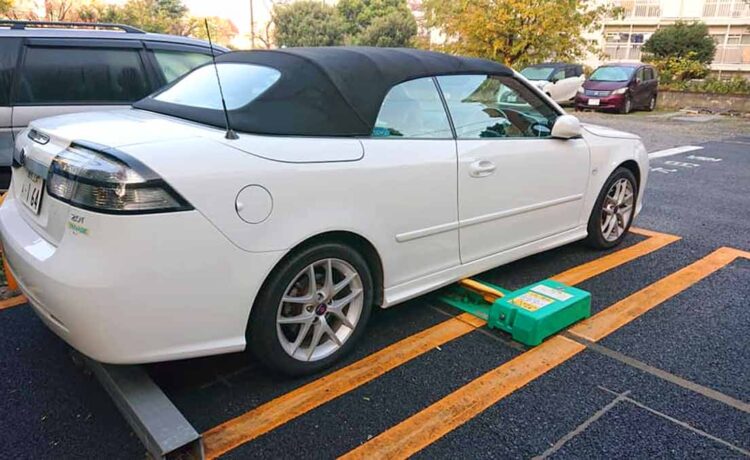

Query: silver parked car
[[0, 20, 227, 189]]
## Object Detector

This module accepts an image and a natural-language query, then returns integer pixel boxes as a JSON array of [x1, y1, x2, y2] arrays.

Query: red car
[[575, 63, 658, 114]]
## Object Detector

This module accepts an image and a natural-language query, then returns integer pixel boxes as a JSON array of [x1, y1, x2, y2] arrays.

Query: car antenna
[[205, 19, 239, 140]]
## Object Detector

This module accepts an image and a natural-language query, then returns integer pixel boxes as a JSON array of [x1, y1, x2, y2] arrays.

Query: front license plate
[[588, 98, 600, 106], [19, 168, 44, 215]]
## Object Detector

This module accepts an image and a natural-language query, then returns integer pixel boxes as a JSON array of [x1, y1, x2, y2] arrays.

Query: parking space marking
[[202, 312, 481, 459], [551, 227, 680, 285], [569, 247, 750, 342], [598, 387, 750, 457], [648, 146, 703, 159], [532, 390, 631, 460], [571, 338, 750, 414], [203, 228, 679, 458], [0, 295, 27, 311], [340, 245, 744, 460]]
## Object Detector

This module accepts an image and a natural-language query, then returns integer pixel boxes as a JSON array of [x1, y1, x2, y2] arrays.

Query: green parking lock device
[[441, 278, 591, 346]]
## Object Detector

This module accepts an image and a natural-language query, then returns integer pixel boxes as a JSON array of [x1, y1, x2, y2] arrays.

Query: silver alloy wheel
[[276, 258, 364, 362], [600, 178, 635, 242], [624, 97, 632, 114], [649, 96, 656, 110]]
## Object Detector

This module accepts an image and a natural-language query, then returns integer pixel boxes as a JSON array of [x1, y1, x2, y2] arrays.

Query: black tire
[[585, 167, 638, 249], [247, 242, 374, 376], [646, 94, 657, 111], [619, 95, 632, 114]]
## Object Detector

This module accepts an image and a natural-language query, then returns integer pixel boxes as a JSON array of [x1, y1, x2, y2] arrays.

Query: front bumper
[[0, 194, 283, 364], [575, 94, 626, 111]]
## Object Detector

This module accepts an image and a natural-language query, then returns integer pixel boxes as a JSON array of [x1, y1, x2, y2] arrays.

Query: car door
[[10, 39, 153, 140], [436, 74, 589, 264], [143, 42, 215, 86], [562, 65, 585, 101], [0, 37, 21, 189], [361, 77, 460, 285], [547, 67, 567, 102], [632, 67, 648, 107]]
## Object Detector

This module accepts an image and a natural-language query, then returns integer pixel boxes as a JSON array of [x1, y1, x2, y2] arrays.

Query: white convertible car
[[0, 48, 647, 375]]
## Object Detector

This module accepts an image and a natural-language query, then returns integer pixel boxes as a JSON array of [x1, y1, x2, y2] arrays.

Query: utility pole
[[250, 0, 256, 49]]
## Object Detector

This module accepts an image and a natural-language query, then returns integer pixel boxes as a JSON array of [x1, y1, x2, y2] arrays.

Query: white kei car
[[520, 63, 586, 103], [0, 47, 648, 375]]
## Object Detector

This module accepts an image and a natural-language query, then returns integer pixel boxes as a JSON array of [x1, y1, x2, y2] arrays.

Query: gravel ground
[[574, 109, 750, 152]]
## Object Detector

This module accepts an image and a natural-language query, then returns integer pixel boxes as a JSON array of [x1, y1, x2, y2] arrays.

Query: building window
[[615, 0, 661, 18], [703, 0, 750, 17]]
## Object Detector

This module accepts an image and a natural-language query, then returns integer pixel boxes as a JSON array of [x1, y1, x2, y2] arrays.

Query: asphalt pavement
[[0, 123, 748, 459]]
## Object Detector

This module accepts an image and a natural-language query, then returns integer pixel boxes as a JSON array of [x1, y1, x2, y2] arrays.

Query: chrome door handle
[[469, 160, 496, 178]]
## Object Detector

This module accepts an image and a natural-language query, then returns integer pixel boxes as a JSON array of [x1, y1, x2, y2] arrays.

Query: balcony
[[703, 0, 750, 18], [614, 0, 661, 18]]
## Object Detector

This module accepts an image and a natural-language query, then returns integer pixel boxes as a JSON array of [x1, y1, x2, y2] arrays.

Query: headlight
[[612, 87, 629, 95], [577, 87, 584, 94], [47, 143, 193, 214]]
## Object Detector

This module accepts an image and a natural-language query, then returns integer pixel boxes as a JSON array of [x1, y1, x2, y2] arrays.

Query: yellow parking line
[[203, 313, 480, 459], [340, 336, 585, 460], [203, 229, 679, 458], [551, 227, 680, 285], [341, 246, 747, 460], [0, 295, 26, 311], [570, 247, 750, 342]]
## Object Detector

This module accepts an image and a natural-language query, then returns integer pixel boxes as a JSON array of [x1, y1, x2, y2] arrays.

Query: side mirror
[[551, 115, 582, 139], [550, 77, 559, 84]]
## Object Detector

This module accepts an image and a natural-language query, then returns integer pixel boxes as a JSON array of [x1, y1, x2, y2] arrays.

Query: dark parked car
[[575, 63, 658, 114], [0, 20, 228, 190]]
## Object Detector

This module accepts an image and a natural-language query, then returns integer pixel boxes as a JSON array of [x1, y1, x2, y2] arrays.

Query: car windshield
[[520, 66, 555, 81], [154, 63, 280, 110], [589, 66, 634, 82]]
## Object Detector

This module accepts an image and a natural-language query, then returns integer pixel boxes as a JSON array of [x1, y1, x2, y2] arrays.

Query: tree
[[358, 10, 417, 47], [642, 21, 716, 64], [420, 0, 619, 67], [337, 0, 414, 38], [186, 16, 238, 48], [272, 1, 346, 47], [1, 0, 13, 17], [101, 0, 189, 35]]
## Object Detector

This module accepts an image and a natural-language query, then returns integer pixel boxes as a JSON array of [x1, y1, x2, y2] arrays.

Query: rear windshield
[[154, 63, 281, 110], [520, 66, 555, 81], [589, 66, 635, 82]]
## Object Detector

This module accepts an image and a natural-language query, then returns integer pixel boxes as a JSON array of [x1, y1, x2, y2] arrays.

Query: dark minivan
[[575, 63, 658, 114], [0, 20, 227, 190]]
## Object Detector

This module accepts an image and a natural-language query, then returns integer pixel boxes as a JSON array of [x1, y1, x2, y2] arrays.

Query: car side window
[[372, 77, 452, 139], [645, 67, 654, 81], [564, 66, 576, 78], [437, 74, 559, 139], [0, 38, 21, 107], [552, 69, 565, 81], [152, 50, 213, 84], [16, 46, 149, 104], [637, 67, 646, 82]]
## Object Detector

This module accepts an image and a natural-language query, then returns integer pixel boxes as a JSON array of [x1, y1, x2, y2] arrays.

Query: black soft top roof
[[133, 46, 514, 137]]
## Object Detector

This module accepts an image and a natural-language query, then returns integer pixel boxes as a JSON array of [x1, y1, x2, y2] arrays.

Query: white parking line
[[648, 145, 704, 159]]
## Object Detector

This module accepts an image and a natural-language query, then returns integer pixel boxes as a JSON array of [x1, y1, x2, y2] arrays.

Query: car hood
[[582, 123, 640, 140], [583, 81, 630, 91]]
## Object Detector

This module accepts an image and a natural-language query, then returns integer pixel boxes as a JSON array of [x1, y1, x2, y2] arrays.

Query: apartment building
[[589, 0, 750, 77]]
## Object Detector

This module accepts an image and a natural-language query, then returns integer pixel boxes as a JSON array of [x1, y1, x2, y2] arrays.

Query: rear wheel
[[647, 94, 657, 111], [585, 167, 637, 249], [248, 242, 373, 376]]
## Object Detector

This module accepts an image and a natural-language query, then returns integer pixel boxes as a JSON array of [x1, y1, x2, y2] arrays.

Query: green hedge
[[661, 77, 750, 95]]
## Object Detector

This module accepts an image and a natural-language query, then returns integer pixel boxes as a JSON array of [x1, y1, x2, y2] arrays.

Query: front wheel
[[619, 96, 632, 114], [247, 243, 374, 376], [647, 94, 657, 111], [585, 167, 637, 249]]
